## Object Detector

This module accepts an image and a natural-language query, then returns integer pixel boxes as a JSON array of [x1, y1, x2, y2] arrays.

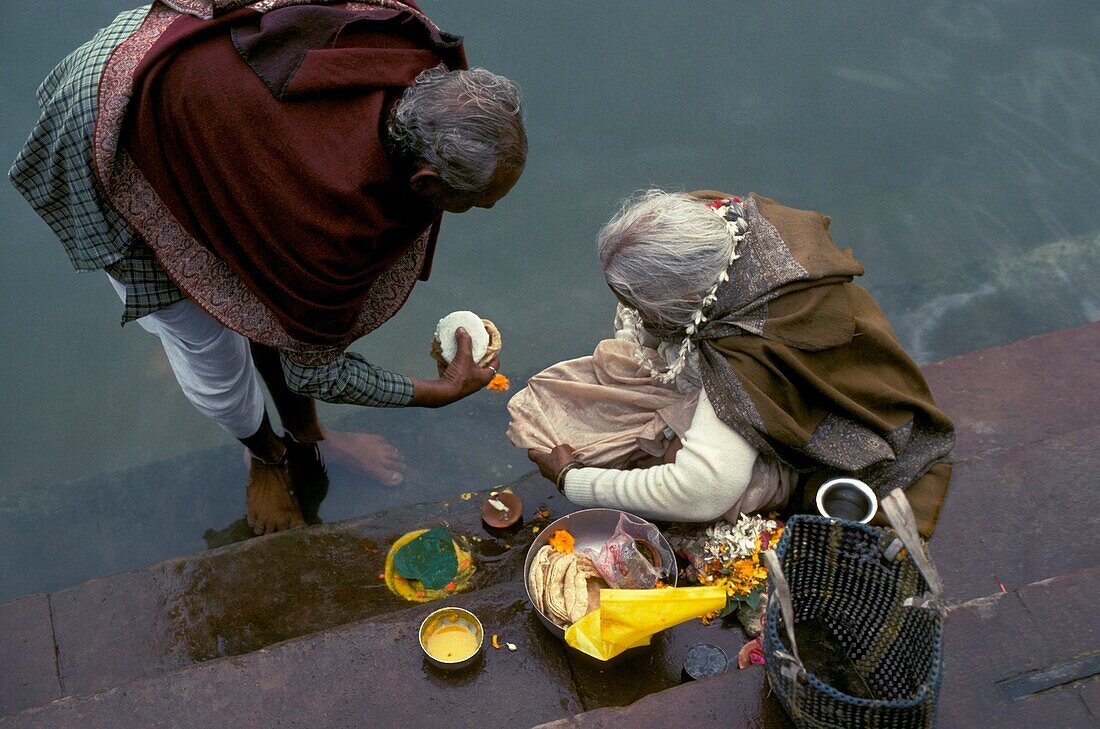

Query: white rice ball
[[435, 311, 489, 363]]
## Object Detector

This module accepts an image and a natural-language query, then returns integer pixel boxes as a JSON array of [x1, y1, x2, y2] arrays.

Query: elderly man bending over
[[11, 0, 525, 534]]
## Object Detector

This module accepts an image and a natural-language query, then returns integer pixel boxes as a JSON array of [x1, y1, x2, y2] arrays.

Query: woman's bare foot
[[321, 431, 407, 486], [246, 458, 306, 535]]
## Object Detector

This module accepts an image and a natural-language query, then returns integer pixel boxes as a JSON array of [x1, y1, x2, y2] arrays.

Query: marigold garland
[[487, 373, 510, 391], [671, 514, 783, 624]]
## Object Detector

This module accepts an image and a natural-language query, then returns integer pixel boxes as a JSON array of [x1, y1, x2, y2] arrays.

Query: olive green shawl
[[686, 193, 954, 536]]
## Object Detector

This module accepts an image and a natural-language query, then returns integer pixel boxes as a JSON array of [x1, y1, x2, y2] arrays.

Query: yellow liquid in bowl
[[425, 624, 480, 662]]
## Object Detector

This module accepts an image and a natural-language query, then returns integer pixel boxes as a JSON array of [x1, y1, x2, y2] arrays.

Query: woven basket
[[762, 489, 946, 728]]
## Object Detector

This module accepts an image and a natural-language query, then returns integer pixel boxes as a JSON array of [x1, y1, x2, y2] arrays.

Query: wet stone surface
[[938, 567, 1099, 727], [532, 669, 791, 729], [163, 475, 559, 663], [2, 583, 586, 729], [45, 473, 567, 697], [564, 617, 756, 711], [929, 424, 1100, 603]]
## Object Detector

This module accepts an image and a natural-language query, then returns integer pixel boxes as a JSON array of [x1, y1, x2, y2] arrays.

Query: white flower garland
[[623, 198, 748, 384], [702, 513, 780, 560]]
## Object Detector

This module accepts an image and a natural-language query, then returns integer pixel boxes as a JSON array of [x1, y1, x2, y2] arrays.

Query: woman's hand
[[410, 328, 499, 408], [527, 444, 579, 483]]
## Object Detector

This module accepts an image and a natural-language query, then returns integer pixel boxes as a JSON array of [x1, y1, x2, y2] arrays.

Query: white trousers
[[109, 276, 266, 439]]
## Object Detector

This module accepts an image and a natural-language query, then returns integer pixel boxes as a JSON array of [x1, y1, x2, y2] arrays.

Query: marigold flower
[[672, 513, 783, 623], [548, 529, 575, 554], [487, 373, 510, 391]]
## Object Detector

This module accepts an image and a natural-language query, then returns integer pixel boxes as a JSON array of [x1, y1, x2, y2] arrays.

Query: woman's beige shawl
[[506, 339, 698, 468]]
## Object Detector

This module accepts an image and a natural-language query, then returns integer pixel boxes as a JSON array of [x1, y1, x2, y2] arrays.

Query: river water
[[2, 0, 1098, 600]]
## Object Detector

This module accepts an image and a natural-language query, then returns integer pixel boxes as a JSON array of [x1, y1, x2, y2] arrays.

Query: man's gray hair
[[388, 66, 526, 193], [598, 190, 736, 329]]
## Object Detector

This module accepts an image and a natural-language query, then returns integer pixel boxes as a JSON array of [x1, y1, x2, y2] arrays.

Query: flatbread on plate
[[528, 545, 553, 614]]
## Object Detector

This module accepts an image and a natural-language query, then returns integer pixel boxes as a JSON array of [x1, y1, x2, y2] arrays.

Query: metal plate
[[522, 508, 678, 640]]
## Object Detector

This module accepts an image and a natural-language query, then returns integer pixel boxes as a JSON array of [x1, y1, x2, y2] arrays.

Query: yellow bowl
[[418, 606, 484, 670]]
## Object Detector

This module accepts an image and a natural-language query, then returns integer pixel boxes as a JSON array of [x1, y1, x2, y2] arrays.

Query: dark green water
[[2, 1, 1098, 600]]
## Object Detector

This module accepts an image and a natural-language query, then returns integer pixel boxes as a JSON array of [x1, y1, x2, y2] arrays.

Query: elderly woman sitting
[[508, 191, 954, 537]]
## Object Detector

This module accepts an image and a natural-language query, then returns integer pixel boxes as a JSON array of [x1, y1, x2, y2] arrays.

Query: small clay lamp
[[481, 491, 523, 529]]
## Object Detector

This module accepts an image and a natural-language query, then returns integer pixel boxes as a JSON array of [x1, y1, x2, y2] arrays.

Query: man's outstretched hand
[[410, 327, 499, 407]]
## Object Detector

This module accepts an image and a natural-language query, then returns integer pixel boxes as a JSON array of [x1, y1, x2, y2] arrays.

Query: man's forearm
[[280, 351, 413, 407], [406, 377, 462, 408]]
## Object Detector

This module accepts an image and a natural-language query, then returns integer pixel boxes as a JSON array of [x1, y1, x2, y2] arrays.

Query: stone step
[[2, 321, 1097, 724], [930, 424, 1100, 603], [529, 566, 1100, 729], [0, 581, 583, 729], [0, 562, 790, 728], [6, 564, 1094, 729], [0, 472, 564, 717], [0, 468, 767, 721], [938, 564, 1099, 726], [921, 320, 1100, 459], [0, 596, 59, 717]]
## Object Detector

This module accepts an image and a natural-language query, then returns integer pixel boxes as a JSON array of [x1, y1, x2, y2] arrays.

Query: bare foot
[[246, 459, 306, 535], [321, 430, 407, 486]]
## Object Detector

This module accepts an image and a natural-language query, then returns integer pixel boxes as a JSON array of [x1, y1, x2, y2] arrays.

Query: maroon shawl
[[120, 2, 466, 349]]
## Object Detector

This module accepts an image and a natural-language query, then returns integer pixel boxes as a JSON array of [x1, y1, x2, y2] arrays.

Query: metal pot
[[815, 477, 879, 523], [418, 606, 484, 670], [522, 508, 677, 640]]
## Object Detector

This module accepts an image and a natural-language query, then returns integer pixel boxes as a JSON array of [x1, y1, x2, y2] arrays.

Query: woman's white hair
[[598, 190, 736, 329], [388, 66, 526, 193]]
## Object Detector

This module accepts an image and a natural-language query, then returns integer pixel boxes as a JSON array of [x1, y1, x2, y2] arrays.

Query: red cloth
[[124, 4, 466, 345]]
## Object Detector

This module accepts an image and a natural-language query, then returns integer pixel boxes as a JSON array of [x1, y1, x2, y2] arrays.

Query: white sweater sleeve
[[562, 389, 759, 522]]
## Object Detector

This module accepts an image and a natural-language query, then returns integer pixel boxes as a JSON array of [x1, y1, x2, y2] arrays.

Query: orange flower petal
[[487, 373, 511, 391]]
